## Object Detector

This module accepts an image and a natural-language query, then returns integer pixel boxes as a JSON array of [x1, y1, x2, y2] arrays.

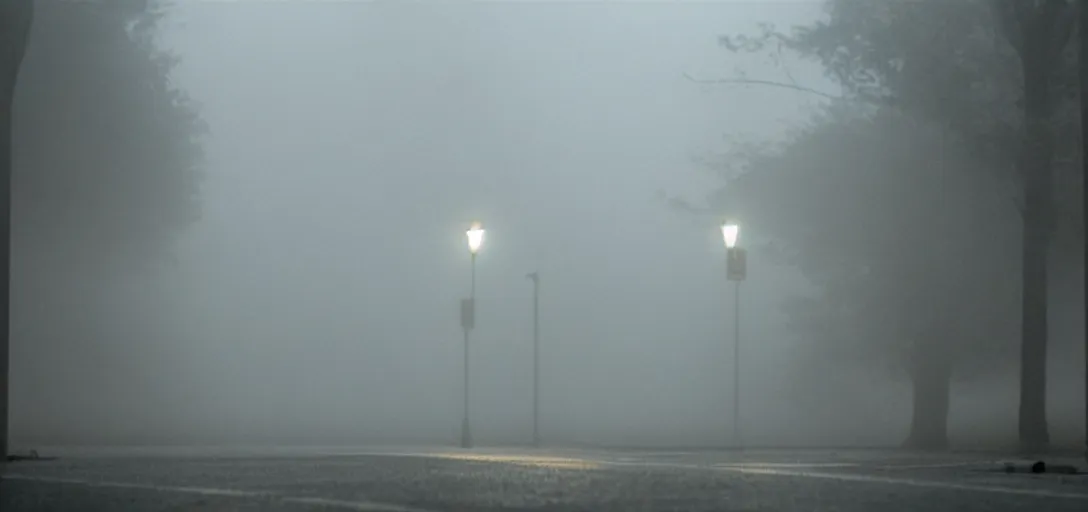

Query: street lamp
[[722, 221, 739, 249], [460, 221, 484, 449], [721, 219, 747, 448], [467, 222, 484, 256]]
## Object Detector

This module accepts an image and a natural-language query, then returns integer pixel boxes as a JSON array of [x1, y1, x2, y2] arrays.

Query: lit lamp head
[[721, 220, 739, 249], [466, 222, 485, 254]]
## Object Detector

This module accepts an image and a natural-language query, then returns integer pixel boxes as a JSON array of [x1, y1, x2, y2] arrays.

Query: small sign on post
[[727, 247, 747, 281], [460, 298, 475, 330]]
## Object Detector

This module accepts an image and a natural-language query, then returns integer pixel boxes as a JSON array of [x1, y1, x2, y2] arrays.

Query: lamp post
[[721, 220, 747, 448], [460, 221, 485, 449], [526, 271, 540, 447]]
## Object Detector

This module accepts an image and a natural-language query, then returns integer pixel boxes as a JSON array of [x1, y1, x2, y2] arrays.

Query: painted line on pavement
[[3, 474, 434, 512]]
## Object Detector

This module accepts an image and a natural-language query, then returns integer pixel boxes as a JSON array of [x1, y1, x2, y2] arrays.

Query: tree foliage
[[15, 0, 203, 277], [716, 106, 1019, 374], [714, 0, 1079, 450], [720, 0, 1081, 255], [708, 103, 1020, 448], [10, 0, 203, 443]]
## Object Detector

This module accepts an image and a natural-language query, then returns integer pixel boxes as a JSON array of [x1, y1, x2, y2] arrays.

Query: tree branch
[[682, 73, 843, 101], [992, 0, 1024, 55]]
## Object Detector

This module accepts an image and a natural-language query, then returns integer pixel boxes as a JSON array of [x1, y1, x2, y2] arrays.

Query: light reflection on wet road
[[2, 448, 1087, 511]]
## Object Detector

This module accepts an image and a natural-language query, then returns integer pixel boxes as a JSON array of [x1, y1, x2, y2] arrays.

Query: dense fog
[[7, 1, 1084, 450]]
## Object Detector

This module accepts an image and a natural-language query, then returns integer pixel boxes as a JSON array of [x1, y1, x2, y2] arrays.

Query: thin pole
[[732, 280, 741, 448], [1079, 0, 1088, 465], [532, 273, 540, 447], [461, 253, 476, 449], [462, 327, 470, 447], [0, 71, 10, 463], [0, 65, 11, 463]]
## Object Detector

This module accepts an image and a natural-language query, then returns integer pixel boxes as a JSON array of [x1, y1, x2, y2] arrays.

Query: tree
[[8, 0, 203, 445], [994, 0, 1075, 453], [709, 105, 1019, 449], [0, 0, 34, 459], [716, 0, 1077, 452]]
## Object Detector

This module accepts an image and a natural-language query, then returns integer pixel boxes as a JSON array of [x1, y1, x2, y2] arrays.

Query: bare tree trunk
[[1007, 0, 1073, 455], [0, 0, 34, 459], [903, 347, 951, 451], [1017, 43, 1060, 455], [1019, 165, 1052, 453]]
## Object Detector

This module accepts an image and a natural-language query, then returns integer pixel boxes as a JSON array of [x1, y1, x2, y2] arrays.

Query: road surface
[[2, 447, 1086, 511]]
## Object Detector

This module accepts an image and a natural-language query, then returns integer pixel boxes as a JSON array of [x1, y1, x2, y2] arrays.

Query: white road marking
[[2, 474, 434, 512]]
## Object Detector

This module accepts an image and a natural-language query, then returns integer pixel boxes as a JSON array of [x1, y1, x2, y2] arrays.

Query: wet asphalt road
[[2, 448, 1087, 511]]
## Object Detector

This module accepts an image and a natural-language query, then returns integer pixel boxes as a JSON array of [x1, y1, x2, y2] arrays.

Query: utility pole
[[1079, 0, 1088, 466], [527, 272, 540, 447]]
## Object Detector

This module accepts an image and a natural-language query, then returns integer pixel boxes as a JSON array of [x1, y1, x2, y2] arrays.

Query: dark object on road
[[1001, 460, 1081, 475], [1029, 461, 1082, 475]]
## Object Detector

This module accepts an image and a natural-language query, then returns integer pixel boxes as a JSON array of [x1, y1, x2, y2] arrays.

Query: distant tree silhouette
[[9, 0, 204, 445], [715, 0, 1079, 452], [708, 106, 1018, 450]]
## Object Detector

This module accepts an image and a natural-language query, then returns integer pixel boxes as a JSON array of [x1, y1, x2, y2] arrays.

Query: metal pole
[[461, 253, 475, 449], [532, 272, 540, 448], [0, 69, 10, 463], [732, 280, 741, 448], [1079, 0, 1088, 465], [461, 327, 471, 448]]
